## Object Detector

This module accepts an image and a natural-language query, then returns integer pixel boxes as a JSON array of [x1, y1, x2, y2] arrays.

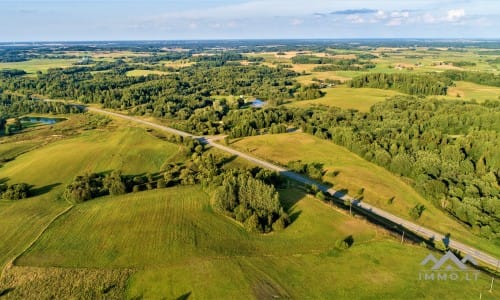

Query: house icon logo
[[421, 251, 477, 270], [418, 251, 480, 281]]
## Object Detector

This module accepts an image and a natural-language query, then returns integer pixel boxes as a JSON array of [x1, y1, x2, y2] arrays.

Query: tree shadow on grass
[[332, 188, 349, 199], [218, 154, 238, 166], [176, 291, 192, 300], [30, 183, 61, 197], [0, 287, 15, 297], [289, 210, 302, 223]]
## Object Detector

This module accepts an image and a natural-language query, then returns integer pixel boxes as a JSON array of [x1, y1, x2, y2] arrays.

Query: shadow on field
[[31, 183, 61, 196], [0, 287, 15, 297], [219, 154, 238, 165], [332, 188, 349, 199], [176, 291, 192, 300]]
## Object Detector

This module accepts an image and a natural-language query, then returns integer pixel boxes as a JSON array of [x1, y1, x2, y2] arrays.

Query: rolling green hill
[[3, 187, 495, 299]]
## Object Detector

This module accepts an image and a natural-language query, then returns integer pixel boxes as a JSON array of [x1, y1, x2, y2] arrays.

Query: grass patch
[[0, 59, 79, 74], [125, 69, 170, 77], [0, 265, 131, 299], [0, 126, 179, 188], [441, 81, 500, 102], [286, 86, 402, 111], [0, 198, 68, 269]]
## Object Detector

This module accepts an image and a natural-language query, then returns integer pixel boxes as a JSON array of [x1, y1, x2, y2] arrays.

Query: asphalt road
[[88, 106, 499, 269]]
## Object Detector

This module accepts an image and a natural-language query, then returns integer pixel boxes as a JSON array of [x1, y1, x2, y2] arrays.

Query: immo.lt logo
[[419, 251, 480, 281]]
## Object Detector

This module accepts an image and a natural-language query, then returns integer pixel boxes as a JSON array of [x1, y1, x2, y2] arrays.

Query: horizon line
[[1, 37, 500, 44]]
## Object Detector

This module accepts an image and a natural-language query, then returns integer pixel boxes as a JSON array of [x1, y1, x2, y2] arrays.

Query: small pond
[[250, 99, 266, 108], [20, 116, 67, 125]]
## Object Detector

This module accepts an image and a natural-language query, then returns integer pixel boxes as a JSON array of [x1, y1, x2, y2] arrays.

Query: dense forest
[[349, 73, 451, 95]]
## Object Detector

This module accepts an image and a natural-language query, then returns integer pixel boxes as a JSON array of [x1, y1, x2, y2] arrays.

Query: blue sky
[[1, 0, 499, 41]]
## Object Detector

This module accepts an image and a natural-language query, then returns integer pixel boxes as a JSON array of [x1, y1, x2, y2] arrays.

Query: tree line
[[349, 73, 451, 95]]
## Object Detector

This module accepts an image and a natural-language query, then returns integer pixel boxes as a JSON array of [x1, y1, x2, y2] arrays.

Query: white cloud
[[422, 13, 437, 24], [291, 18, 303, 26], [375, 10, 388, 20], [445, 9, 465, 22], [346, 15, 365, 24], [390, 11, 409, 18], [387, 18, 402, 26]]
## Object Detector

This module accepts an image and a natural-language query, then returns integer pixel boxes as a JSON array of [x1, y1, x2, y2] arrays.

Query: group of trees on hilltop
[[65, 136, 289, 233], [212, 172, 289, 233], [349, 73, 451, 95]]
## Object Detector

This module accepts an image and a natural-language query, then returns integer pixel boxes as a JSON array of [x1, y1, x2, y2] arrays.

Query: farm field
[[0, 117, 182, 269], [443, 81, 500, 102], [0, 125, 179, 187], [5, 187, 495, 299], [287, 86, 402, 111], [125, 69, 170, 77], [229, 132, 500, 258], [0, 58, 79, 74]]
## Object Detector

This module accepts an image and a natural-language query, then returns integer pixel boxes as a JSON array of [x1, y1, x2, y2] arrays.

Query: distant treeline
[[349, 73, 451, 95], [292, 55, 376, 71], [442, 70, 500, 87], [0, 61, 324, 136]]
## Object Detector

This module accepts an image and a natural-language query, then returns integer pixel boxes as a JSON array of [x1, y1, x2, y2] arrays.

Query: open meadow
[[4, 187, 496, 299], [287, 86, 402, 111], [0, 59, 79, 74]]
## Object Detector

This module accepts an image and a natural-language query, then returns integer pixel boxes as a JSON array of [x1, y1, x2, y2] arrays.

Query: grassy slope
[[13, 187, 497, 299], [287, 86, 402, 112], [229, 132, 500, 257], [0, 126, 179, 187], [442, 81, 500, 102], [0, 122, 180, 270]]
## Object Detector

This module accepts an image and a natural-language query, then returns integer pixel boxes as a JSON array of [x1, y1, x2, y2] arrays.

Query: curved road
[[88, 107, 499, 269]]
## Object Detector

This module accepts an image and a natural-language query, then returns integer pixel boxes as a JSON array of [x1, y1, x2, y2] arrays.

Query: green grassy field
[[287, 86, 402, 111], [0, 126, 179, 187], [442, 81, 500, 102], [0, 118, 181, 270], [7, 186, 496, 299], [125, 69, 170, 77], [228, 132, 500, 258], [0, 58, 79, 74]]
